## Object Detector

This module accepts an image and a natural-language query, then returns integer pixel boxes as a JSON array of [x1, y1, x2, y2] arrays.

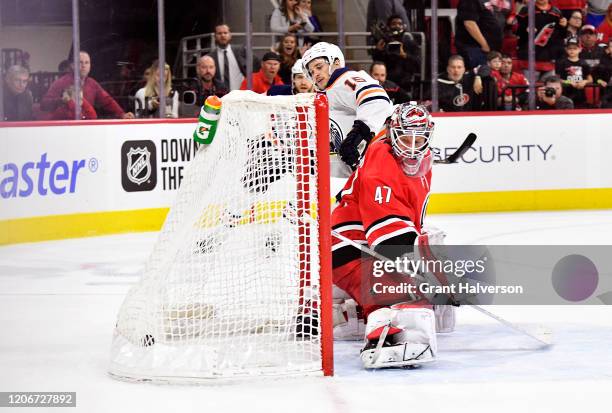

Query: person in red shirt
[[597, 4, 612, 44], [239, 52, 284, 94], [492, 54, 529, 109], [551, 0, 587, 19], [51, 86, 97, 120], [41, 51, 134, 119]]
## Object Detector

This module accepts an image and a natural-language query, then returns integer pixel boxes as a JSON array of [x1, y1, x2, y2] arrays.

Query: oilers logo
[[330, 118, 344, 152]]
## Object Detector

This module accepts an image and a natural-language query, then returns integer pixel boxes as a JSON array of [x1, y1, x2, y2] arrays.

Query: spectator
[[3, 65, 33, 121], [41, 51, 134, 119], [501, 1, 521, 58], [593, 38, 612, 105], [194, 55, 228, 106], [586, 0, 611, 27], [209, 24, 260, 91], [565, 9, 585, 40], [366, 0, 410, 33], [552, 0, 587, 19], [51, 86, 97, 120], [516, 0, 567, 80], [536, 74, 575, 108], [277, 33, 301, 84], [490, 0, 514, 32], [492, 54, 529, 109], [597, 3, 612, 43], [270, 0, 315, 35], [556, 36, 593, 106], [299, 0, 323, 32], [472, 51, 502, 110], [579, 24, 607, 67], [58, 59, 72, 74], [455, 0, 504, 69], [369, 61, 411, 103], [371, 14, 420, 91], [437, 55, 477, 111], [240, 52, 284, 94], [134, 61, 179, 118]]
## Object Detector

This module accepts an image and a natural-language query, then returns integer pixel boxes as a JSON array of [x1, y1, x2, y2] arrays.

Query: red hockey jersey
[[332, 138, 432, 268]]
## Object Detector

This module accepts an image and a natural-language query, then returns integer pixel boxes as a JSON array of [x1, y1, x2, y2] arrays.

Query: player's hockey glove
[[340, 120, 373, 170]]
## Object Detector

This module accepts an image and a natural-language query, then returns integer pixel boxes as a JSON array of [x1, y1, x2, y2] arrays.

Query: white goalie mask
[[387, 103, 434, 176], [301, 42, 345, 88]]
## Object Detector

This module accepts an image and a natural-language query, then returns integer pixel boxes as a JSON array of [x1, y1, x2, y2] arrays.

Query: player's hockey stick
[[330, 229, 553, 347], [433, 133, 477, 164]]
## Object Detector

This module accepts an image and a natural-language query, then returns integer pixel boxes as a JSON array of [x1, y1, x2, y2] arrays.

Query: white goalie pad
[[332, 298, 365, 341], [360, 306, 437, 369]]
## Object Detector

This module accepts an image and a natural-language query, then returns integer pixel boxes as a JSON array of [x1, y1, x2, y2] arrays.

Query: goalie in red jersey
[[331, 102, 453, 369]]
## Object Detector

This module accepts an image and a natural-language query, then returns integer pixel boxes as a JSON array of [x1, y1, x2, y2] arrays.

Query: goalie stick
[[433, 133, 477, 164], [330, 229, 553, 347]]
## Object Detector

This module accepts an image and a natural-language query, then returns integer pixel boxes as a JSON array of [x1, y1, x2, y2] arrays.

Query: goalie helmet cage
[[109, 91, 333, 382]]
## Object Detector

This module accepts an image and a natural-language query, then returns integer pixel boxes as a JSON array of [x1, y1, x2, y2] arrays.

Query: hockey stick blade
[[434, 133, 477, 164]]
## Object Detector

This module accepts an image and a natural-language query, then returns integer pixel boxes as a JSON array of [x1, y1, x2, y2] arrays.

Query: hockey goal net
[[109, 91, 333, 382]]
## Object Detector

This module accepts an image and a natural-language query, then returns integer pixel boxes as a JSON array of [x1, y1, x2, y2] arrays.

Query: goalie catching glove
[[339, 120, 373, 170]]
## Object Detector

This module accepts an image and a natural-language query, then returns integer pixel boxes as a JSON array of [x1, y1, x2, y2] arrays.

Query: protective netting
[[109, 91, 326, 381]]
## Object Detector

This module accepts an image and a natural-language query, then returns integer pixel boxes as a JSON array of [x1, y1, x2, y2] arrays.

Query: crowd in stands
[[3, 0, 612, 122], [431, 0, 612, 111]]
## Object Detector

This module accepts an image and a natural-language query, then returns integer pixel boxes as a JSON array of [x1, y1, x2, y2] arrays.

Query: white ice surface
[[1, 210, 612, 413]]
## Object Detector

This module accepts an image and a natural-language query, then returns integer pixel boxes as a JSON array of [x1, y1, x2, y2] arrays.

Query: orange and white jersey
[[324, 67, 393, 149]]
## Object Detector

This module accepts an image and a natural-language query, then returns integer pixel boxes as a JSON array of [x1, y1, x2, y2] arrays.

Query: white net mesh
[[109, 91, 327, 381]]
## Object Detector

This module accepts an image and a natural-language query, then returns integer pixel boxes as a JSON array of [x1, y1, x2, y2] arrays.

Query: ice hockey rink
[[1, 209, 611, 413]]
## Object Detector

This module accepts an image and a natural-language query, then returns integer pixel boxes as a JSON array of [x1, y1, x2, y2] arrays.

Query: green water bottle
[[193, 95, 222, 145]]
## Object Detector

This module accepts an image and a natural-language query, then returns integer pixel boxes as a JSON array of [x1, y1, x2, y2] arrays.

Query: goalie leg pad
[[333, 298, 365, 341], [360, 306, 437, 369]]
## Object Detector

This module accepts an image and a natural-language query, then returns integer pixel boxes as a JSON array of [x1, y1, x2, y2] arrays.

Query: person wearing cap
[[579, 24, 607, 67], [556, 36, 593, 106], [596, 4, 612, 44], [240, 52, 284, 94]]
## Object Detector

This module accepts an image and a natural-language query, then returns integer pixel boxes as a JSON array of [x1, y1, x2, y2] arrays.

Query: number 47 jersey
[[332, 139, 432, 268], [323, 68, 393, 150]]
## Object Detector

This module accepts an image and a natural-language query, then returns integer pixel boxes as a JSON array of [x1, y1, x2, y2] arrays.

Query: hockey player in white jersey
[[302, 42, 393, 171]]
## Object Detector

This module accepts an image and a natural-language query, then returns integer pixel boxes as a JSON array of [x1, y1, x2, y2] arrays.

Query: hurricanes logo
[[453, 93, 470, 107]]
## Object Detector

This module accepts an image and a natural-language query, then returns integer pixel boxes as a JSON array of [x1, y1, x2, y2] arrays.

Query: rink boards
[[1, 110, 611, 244]]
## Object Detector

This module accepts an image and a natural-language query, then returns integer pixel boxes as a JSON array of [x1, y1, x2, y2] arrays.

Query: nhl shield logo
[[127, 147, 151, 185], [121, 140, 157, 192]]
